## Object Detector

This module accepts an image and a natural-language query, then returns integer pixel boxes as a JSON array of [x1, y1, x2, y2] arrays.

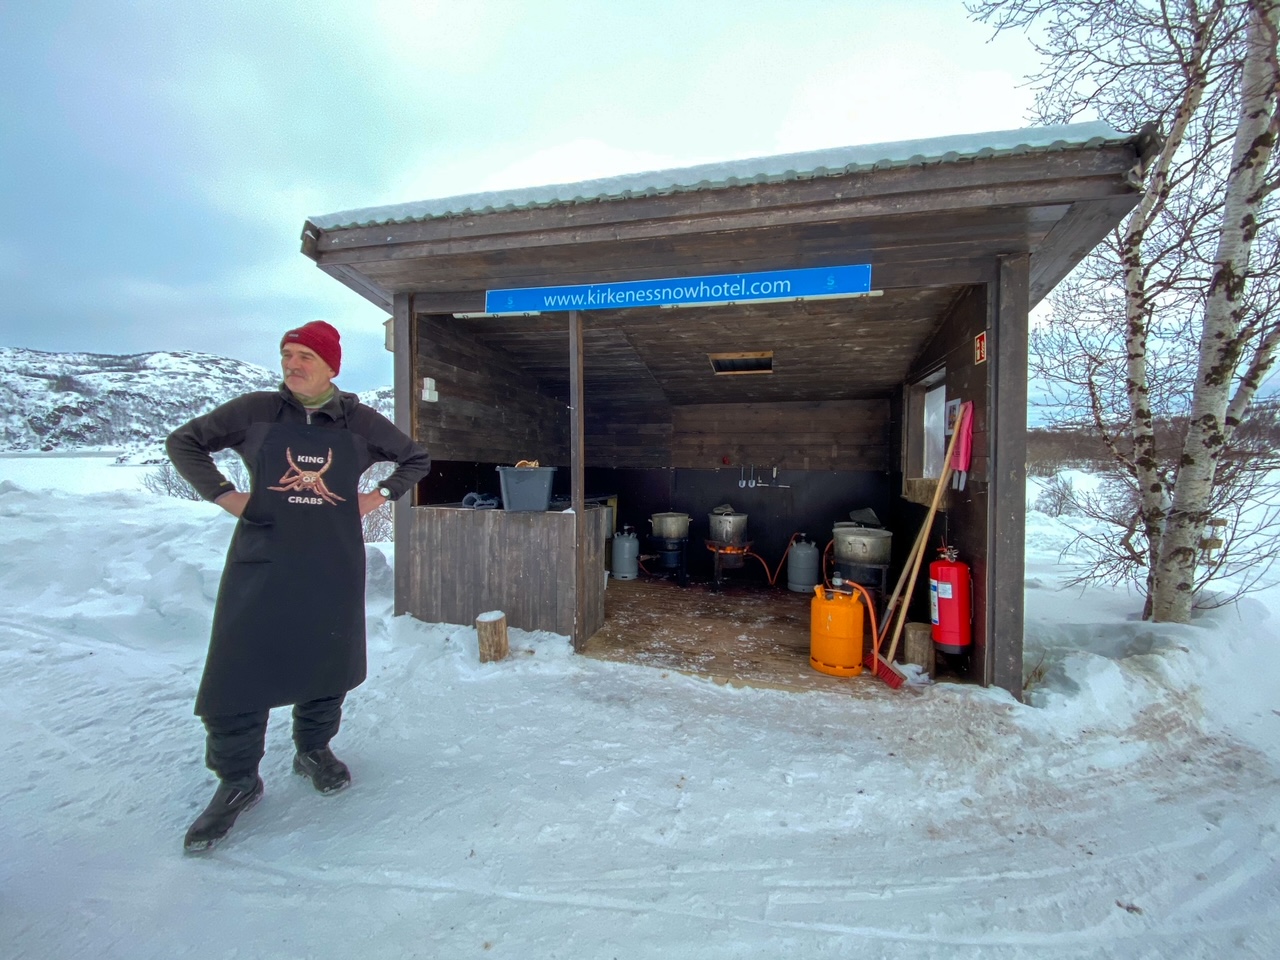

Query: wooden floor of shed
[[583, 576, 889, 697]]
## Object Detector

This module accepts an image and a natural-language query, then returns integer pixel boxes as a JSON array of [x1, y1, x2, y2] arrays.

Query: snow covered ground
[[1, 456, 1277, 959]]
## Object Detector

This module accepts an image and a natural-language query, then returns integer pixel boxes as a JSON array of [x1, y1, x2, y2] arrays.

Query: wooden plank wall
[[585, 406, 672, 469], [414, 314, 569, 465], [911, 287, 990, 485], [905, 285, 991, 684], [404, 506, 608, 638], [671, 400, 892, 471]]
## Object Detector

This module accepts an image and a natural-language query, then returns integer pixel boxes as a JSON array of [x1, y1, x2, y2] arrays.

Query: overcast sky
[[2, 0, 1053, 391]]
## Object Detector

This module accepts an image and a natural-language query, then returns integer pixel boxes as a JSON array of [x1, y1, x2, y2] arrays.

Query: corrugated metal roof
[[309, 121, 1133, 231]]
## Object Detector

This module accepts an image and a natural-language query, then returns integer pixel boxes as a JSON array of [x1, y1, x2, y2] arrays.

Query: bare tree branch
[[975, 0, 1280, 619]]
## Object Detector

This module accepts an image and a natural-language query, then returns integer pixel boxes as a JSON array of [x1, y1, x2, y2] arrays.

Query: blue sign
[[483, 263, 872, 314]]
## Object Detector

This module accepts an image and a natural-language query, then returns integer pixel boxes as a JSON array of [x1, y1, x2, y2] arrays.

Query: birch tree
[[970, 0, 1280, 621]]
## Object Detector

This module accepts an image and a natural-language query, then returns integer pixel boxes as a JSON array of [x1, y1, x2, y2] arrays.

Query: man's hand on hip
[[358, 491, 388, 518], [215, 491, 249, 517]]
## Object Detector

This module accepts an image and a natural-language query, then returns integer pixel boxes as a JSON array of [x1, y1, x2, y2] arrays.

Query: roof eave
[[307, 121, 1146, 234]]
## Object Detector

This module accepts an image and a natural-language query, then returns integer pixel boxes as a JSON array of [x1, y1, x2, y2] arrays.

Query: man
[[167, 321, 431, 854]]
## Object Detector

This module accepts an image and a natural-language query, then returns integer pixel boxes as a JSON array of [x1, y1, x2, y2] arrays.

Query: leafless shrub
[[141, 462, 202, 501], [1033, 474, 1080, 517], [214, 453, 251, 493], [359, 462, 395, 543], [51, 374, 95, 396], [1023, 652, 1050, 693], [1048, 459, 1280, 609]]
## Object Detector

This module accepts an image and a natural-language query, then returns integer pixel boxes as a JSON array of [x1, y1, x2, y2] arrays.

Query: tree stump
[[903, 622, 935, 676], [476, 611, 509, 662]]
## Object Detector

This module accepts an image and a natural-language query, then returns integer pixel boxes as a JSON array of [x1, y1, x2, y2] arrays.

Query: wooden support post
[[903, 622, 935, 676], [391, 292, 414, 618], [568, 309, 586, 652], [476, 611, 509, 662], [987, 254, 1028, 697]]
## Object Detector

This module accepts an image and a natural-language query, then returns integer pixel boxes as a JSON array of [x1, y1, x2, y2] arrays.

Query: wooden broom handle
[[885, 405, 969, 663], [877, 520, 930, 645]]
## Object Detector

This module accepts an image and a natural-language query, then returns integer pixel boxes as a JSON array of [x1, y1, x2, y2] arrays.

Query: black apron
[[195, 420, 367, 717]]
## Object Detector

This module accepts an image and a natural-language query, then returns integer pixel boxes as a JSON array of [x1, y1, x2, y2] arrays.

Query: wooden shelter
[[303, 122, 1155, 697]]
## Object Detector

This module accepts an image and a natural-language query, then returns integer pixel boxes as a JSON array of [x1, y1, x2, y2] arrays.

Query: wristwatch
[[377, 486, 393, 500]]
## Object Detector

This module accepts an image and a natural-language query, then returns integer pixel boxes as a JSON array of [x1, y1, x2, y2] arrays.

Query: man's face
[[281, 343, 335, 397]]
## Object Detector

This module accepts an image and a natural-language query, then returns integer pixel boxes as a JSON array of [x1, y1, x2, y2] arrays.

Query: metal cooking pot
[[708, 512, 748, 544], [649, 512, 690, 539], [832, 523, 892, 564]]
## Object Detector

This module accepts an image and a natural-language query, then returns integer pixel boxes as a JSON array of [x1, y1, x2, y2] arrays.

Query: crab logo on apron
[[268, 447, 346, 505]]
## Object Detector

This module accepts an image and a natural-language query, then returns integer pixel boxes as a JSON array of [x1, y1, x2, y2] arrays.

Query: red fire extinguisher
[[930, 545, 971, 654]]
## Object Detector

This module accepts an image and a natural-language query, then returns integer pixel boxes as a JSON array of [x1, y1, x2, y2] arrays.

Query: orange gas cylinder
[[810, 580, 864, 677]]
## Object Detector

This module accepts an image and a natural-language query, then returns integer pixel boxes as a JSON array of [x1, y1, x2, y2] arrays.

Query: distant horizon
[[0, 340, 393, 394]]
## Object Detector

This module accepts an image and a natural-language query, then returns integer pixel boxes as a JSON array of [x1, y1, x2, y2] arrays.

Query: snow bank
[[1022, 509, 1280, 759], [1, 459, 1277, 960]]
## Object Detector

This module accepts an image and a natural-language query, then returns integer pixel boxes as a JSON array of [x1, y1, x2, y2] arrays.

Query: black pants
[[202, 694, 345, 786]]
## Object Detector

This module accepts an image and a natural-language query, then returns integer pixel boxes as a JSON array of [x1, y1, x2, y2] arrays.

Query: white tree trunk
[[1152, 0, 1280, 621], [1120, 15, 1214, 612]]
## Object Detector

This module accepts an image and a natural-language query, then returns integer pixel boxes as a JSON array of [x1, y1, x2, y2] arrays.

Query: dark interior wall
[[415, 460, 523, 506], [904, 285, 990, 678], [585, 406, 672, 469], [414, 314, 569, 464], [587, 466, 898, 583], [585, 399, 892, 472], [584, 395, 898, 583], [415, 461, 901, 586], [670, 401, 891, 471]]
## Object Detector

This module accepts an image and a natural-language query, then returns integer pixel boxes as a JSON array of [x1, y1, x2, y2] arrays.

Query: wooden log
[[476, 611, 509, 663], [903, 622, 935, 677]]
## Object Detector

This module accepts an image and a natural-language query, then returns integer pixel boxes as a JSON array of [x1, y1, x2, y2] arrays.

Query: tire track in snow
[[194, 847, 1262, 955]]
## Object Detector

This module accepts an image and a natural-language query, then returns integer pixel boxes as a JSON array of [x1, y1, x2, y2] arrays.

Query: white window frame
[[904, 367, 946, 487]]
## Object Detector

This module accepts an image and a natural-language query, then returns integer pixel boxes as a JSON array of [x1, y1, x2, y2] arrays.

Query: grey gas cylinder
[[612, 528, 639, 580], [787, 537, 821, 593]]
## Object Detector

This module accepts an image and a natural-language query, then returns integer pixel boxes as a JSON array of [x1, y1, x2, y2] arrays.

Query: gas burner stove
[[646, 534, 689, 587], [705, 538, 753, 591]]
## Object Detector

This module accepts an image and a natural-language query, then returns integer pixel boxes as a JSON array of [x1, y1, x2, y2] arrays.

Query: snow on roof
[[309, 121, 1133, 231]]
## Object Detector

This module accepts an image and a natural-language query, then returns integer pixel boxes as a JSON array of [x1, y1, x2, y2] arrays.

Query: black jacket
[[166, 386, 431, 502]]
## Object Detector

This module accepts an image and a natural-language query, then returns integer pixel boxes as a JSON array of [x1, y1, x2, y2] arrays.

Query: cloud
[[2, 0, 1053, 398], [775, 61, 1035, 153], [768, 6, 1039, 152], [479, 140, 703, 193]]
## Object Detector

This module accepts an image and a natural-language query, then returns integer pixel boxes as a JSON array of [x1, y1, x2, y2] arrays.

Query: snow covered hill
[[0, 346, 394, 452]]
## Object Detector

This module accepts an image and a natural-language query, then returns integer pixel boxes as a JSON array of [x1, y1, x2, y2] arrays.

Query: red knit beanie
[[281, 321, 341, 375]]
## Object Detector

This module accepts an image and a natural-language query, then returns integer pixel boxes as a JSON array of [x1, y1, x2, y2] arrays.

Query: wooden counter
[[401, 504, 609, 643]]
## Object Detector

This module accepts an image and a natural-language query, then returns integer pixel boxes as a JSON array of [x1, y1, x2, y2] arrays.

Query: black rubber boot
[[183, 776, 264, 854], [293, 746, 351, 794]]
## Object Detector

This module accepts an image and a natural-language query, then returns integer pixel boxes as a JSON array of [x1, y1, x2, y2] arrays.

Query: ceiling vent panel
[[708, 351, 774, 375]]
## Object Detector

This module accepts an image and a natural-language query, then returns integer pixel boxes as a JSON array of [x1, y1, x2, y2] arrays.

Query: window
[[904, 368, 947, 499], [922, 382, 947, 479]]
